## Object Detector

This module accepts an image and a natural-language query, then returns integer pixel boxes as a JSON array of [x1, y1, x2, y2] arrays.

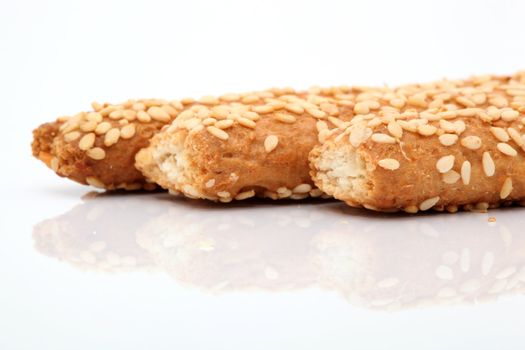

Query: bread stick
[[309, 71, 525, 212], [32, 99, 184, 190], [135, 87, 382, 201]]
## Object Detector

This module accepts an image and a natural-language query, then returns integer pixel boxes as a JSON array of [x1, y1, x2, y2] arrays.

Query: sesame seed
[[501, 109, 519, 121], [80, 120, 97, 132], [387, 121, 403, 139], [507, 89, 525, 96], [242, 95, 261, 104], [453, 120, 466, 134], [199, 96, 220, 105], [404, 205, 419, 214], [500, 177, 513, 199], [207, 126, 229, 140], [305, 107, 326, 119], [419, 196, 440, 211], [408, 94, 427, 108], [293, 183, 312, 194], [235, 190, 256, 200], [438, 111, 457, 120], [460, 136, 482, 150], [389, 98, 405, 109], [490, 127, 510, 142], [91, 101, 102, 111], [439, 119, 456, 133], [482, 151, 495, 177], [132, 102, 146, 111], [220, 93, 241, 102], [217, 191, 231, 198], [94, 121, 111, 135], [442, 170, 461, 184], [371, 133, 396, 144], [436, 155, 455, 173], [86, 147, 106, 160], [316, 121, 328, 132], [99, 106, 116, 117], [456, 96, 475, 107], [237, 117, 256, 128], [242, 111, 260, 121], [147, 106, 171, 122], [161, 105, 178, 118], [472, 93, 487, 105], [264, 135, 279, 153], [420, 112, 440, 121], [320, 102, 339, 115], [417, 124, 437, 136], [78, 133, 95, 151], [252, 105, 274, 114], [457, 108, 478, 117], [490, 96, 508, 108], [205, 179, 215, 188], [119, 119, 129, 126], [64, 131, 81, 142], [354, 102, 369, 115], [108, 110, 123, 120], [349, 126, 372, 147], [507, 127, 524, 146], [284, 103, 304, 114], [120, 124, 136, 139], [87, 112, 103, 123], [439, 133, 458, 146], [202, 117, 217, 126], [136, 110, 152, 123], [104, 128, 120, 147], [497, 142, 517, 156], [122, 109, 137, 121], [215, 119, 234, 129], [378, 158, 400, 170], [86, 176, 105, 188], [461, 161, 471, 185], [274, 112, 296, 123]]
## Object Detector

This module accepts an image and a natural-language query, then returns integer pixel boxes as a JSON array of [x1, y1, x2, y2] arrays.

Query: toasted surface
[[136, 88, 375, 201], [310, 71, 525, 213]]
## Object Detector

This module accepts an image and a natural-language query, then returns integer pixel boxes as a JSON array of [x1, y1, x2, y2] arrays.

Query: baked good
[[135, 87, 383, 201], [32, 99, 183, 190], [310, 71, 525, 212]]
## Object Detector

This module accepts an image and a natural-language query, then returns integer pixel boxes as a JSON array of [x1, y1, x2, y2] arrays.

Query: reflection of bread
[[33, 193, 160, 271], [310, 71, 525, 213], [33, 194, 525, 310], [135, 89, 367, 201], [136, 202, 323, 292], [312, 213, 525, 310]]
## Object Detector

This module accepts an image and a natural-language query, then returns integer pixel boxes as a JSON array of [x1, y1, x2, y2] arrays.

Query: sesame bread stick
[[32, 99, 183, 190], [135, 87, 384, 201], [309, 71, 525, 213]]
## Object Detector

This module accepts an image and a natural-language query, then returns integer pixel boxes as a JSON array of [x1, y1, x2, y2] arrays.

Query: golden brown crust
[[136, 89, 366, 201], [310, 71, 525, 213]]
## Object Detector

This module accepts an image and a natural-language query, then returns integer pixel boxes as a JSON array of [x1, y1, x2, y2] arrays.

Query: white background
[[2, 1, 525, 349]]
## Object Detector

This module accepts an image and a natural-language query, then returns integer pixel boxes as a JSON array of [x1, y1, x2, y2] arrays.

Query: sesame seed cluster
[[312, 71, 525, 213]]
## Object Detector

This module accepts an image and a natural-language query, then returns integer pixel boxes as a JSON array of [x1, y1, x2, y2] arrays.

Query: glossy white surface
[[2, 186, 525, 349], [3, 0, 525, 348]]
